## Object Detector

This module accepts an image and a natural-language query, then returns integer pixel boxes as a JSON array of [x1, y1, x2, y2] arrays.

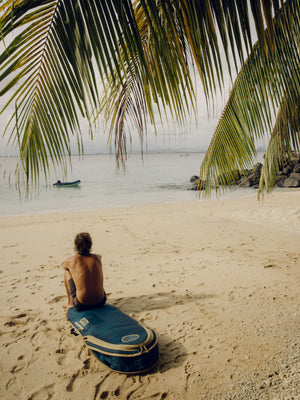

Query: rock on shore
[[190, 153, 300, 190]]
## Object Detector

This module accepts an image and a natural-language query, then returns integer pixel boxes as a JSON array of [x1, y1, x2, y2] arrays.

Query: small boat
[[53, 179, 81, 187], [179, 153, 191, 157]]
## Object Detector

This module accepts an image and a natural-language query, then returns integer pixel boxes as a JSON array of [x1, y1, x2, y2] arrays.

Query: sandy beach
[[0, 190, 299, 400]]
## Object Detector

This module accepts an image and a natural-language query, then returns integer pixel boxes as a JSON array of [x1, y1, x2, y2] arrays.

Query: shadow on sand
[[109, 290, 216, 314], [108, 290, 216, 373]]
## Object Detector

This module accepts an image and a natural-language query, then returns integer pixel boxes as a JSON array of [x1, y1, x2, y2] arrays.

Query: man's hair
[[74, 232, 92, 256]]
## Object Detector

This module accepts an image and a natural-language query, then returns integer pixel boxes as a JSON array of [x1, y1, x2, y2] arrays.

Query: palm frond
[[100, 0, 280, 166], [0, 0, 149, 191], [101, 1, 196, 167], [199, 0, 300, 196], [258, 89, 300, 196], [1, 1, 94, 191]]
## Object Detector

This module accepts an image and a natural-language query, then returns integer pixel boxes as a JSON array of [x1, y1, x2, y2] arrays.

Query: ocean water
[[0, 152, 261, 217]]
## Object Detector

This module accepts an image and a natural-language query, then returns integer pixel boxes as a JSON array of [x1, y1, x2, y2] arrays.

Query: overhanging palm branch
[[100, 0, 282, 168], [0, 0, 289, 193], [198, 0, 300, 197], [0, 0, 148, 190], [259, 89, 300, 194], [100, 2, 196, 167]]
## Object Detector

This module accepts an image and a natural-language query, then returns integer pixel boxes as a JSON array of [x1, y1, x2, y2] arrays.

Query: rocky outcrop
[[280, 172, 300, 188], [274, 154, 300, 188], [239, 163, 262, 188], [189, 175, 205, 190], [190, 154, 300, 190]]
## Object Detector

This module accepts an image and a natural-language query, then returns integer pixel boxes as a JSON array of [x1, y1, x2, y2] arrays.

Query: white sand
[[0, 190, 299, 400]]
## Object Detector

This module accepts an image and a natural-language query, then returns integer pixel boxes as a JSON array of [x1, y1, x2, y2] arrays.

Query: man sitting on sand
[[63, 232, 106, 310]]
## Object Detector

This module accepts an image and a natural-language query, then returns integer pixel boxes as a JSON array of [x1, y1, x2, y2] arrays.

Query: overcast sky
[[0, 76, 230, 156], [80, 87, 230, 155]]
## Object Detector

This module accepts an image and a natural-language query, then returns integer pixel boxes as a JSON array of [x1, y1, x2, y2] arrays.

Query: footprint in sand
[[27, 384, 55, 400], [140, 312, 156, 323], [47, 295, 65, 304], [10, 362, 25, 373], [5, 377, 16, 390], [5, 313, 29, 327], [55, 348, 68, 366], [3, 243, 19, 248], [264, 264, 279, 269], [66, 358, 92, 392]]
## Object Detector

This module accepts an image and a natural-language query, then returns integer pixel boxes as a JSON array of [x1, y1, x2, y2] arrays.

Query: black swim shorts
[[67, 278, 106, 311]]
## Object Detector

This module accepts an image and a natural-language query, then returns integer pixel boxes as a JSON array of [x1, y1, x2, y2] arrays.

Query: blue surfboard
[[67, 304, 159, 373]]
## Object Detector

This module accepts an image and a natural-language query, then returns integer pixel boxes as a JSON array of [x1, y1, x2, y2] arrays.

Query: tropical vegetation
[[0, 0, 299, 196]]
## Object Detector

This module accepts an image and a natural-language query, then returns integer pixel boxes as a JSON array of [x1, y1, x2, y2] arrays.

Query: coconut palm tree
[[0, 0, 298, 194]]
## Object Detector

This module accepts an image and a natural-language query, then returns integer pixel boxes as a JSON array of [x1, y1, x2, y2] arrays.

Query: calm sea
[[0, 152, 262, 217]]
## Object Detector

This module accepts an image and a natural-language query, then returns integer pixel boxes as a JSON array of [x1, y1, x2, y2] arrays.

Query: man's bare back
[[63, 233, 106, 310]]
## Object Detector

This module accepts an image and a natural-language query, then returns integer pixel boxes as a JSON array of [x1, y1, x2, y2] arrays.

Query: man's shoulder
[[67, 254, 78, 262], [90, 253, 102, 261], [62, 255, 77, 267]]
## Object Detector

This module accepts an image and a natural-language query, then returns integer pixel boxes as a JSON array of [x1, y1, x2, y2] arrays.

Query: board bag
[[67, 304, 159, 373]]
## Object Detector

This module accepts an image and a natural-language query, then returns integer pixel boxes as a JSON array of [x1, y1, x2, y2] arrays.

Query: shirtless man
[[63, 232, 106, 310]]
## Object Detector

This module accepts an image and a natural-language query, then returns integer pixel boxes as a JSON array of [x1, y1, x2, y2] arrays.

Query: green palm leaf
[[198, 0, 300, 196], [100, 0, 281, 168], [259, 90, 300, 195]]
